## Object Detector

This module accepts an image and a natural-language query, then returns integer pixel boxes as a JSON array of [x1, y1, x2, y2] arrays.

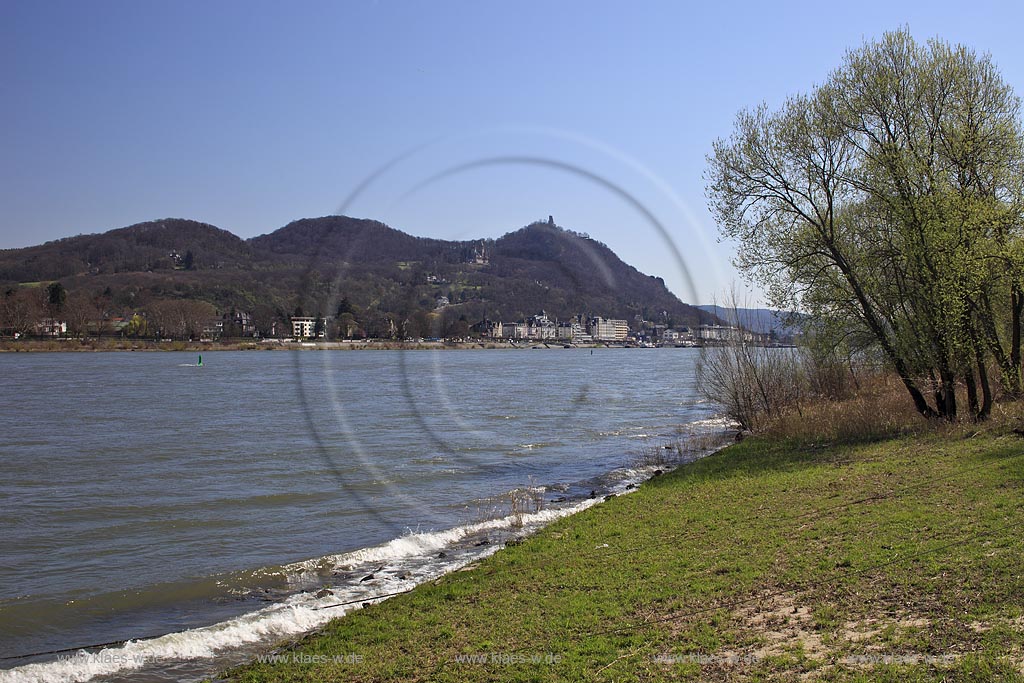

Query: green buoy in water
[[198, 354, 203, 367]]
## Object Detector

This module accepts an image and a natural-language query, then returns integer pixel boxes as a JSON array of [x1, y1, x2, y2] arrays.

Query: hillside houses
[[473, 312, 630, 343]]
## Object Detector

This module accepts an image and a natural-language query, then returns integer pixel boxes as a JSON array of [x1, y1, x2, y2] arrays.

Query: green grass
[[221, 431, 1024, 682]]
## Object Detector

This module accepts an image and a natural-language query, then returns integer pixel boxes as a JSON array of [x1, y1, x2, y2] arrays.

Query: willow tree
[[706, 29, 1024, 420]]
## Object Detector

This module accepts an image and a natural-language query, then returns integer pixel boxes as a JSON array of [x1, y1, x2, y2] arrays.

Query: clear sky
[[3, 1, 1024, 305]]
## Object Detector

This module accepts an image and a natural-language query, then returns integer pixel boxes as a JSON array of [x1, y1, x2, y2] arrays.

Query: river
[[0, 348, 724, 682]]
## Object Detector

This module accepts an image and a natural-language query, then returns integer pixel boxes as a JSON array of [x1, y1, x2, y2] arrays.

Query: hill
[[0, 218, 252, 281], [0, 216, 715, 338], [696, 304, 804, 336]]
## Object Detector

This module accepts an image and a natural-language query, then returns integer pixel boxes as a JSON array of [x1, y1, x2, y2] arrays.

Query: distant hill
[[696, 305, 804, 336], [0, 219, 252, 281], [0, 216, 716, 338]]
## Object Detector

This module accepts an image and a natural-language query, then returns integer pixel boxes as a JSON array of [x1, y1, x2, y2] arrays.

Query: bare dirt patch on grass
[[652, 591, 965, 680], [733, 591, 829, 662]]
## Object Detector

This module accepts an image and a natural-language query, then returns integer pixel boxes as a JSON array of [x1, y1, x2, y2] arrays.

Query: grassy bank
[[221, 425, 1024, 682]]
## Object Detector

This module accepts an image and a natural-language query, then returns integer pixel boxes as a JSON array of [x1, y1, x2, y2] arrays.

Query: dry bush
[[696, 344, 803, 431], [527, 476, 545, 512], [933, 392, 1024, 439], [677, 429, 733, 457], [630, 443, 688, 469], [696, 290, 810, 431], [987, 399, 1024, 430], [762, 373, 926, 443], [509, 490, 527, 528], [630, 430, 734, 469], [799, 344, 860, 401], [508, 482, 545, 528]]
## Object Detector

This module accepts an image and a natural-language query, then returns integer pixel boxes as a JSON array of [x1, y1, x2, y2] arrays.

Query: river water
[[0, 348, 723, 682]]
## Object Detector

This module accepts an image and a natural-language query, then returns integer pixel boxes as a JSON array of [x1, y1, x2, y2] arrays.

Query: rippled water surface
[[0, 348, 717, 680]]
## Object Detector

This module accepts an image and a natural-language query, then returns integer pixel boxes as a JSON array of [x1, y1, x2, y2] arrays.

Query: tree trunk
[[903, 376, 937, 419], [977, 289, 1020, 397], [1011, 285, 1023, 397], [965, 369, 979, 417], [976, 345, 993, 421], [848, 356, 861, 392], [930, 371, 944, 418], [828, 243, 948, 419], [939, 369, 957, 421]]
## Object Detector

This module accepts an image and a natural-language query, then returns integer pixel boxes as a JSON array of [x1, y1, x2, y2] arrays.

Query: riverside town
[[3, 302, 785, 348]]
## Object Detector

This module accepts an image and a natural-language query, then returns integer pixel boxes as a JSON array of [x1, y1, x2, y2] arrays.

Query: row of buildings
[[473, 313, 631, 343], [288, 314, 763, 345], [470, 314, 765, 345], [14, 309, 762, 346], [284, 312, 765, 345]]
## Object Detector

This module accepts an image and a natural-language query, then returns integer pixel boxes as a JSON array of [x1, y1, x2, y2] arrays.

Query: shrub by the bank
[[708, 348, 1024, 446], [762, 374, 924, 444], [694, 343, 803, 431]]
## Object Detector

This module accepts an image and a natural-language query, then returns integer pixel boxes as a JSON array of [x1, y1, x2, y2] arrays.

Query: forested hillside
[[0, 216, 713, 339]]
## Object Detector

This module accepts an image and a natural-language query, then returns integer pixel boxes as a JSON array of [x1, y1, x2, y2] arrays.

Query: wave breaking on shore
[[1, 425, 732, 683]]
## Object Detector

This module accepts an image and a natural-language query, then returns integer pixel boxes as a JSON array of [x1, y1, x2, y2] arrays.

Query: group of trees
[[1, 283, 106, 337], [146, 299, 217, 339], [326, 298, 472, 340], [707, 29, 1024, 421], [0, 283, 220, 340], [1, 288, 42, 336], [0, 280, 476, 342]]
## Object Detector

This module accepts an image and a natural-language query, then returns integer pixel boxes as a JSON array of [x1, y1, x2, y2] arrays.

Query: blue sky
[[3, 1, 1024, 305]]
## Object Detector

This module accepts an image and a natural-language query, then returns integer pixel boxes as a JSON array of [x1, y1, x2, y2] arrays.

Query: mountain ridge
[[0, 216, 717, 338], [695, 304, 803, 336]]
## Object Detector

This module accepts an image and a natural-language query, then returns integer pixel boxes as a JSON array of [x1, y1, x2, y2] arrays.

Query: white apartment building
[[589, 317, 629, 342], [291, 316, 328, 338], [696, 324, 752, 343]]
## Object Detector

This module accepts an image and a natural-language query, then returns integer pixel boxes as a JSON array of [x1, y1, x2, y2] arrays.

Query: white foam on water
[[0, 490, 612, 683], [683, 416, 738, 430], [0, 433, 720, 683], [286, 495, 601, 575], [1, 421, 727, 683]]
